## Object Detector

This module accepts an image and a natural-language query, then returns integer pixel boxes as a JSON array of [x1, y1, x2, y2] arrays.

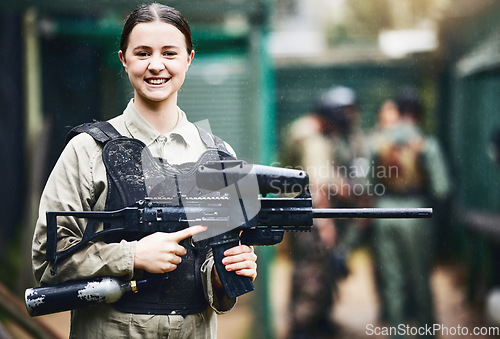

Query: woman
[[32, 3, 257, 337]]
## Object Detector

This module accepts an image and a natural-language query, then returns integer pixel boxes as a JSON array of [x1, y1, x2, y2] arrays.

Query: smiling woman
[[118, 21, 194, 134], [31, 3, 257, 338]]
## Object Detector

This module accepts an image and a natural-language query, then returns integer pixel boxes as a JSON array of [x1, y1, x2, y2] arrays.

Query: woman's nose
[[148, 55, 165, 72]]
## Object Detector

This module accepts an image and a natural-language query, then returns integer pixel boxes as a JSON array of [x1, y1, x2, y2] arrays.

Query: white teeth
[[147, 79, 166, 85]]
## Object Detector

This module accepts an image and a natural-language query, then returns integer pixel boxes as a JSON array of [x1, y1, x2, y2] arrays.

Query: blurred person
[[369, 87, 450, 338], [281, 86, 368, 338], [489, 128, 500, 165], [322, 87, 370, 253], [30, 3, 257, 338], [366, 98, 402, 321], [376, 99, 400, 130], [484, 128, 500, 326]]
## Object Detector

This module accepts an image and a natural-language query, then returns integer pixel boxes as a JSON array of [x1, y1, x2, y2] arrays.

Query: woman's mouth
[[145, 78, 169, 85]]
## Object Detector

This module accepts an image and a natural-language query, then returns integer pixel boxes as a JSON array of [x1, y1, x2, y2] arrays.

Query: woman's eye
[[164, 51, 177, 57], [137, 51, 149, 57]]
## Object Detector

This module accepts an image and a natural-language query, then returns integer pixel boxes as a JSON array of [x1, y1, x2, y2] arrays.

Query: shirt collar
[[123, 99, 199, 148]]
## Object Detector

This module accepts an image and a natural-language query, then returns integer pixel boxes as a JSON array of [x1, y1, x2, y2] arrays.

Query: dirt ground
[[327, 249, 498, 339], [218, 248, 499, 339], [4, 249, 499, 338]]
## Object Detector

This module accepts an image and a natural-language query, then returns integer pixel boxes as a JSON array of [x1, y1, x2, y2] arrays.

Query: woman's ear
[[118, 50, 127, 73], [186, 50, 195, 70]]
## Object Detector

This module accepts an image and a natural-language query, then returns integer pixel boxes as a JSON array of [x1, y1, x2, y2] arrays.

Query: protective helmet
[[315, 86, 357, 131], [394, 86, 423, 119], [318, 86, 357, 112]]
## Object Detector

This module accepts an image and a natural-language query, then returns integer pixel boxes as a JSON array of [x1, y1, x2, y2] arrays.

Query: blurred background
[[1, 0, 500, 338]]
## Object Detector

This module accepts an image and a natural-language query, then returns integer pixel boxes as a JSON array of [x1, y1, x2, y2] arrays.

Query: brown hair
[[120, 3, 193, 56]]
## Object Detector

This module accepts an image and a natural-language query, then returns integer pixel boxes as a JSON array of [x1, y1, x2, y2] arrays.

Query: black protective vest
[[67, 121, 235, 315]]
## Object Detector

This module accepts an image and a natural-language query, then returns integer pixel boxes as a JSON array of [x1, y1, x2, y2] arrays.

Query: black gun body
[[46, 198, 432, 284], [34, 161, 434, 315], [47, 199, 432, 264]]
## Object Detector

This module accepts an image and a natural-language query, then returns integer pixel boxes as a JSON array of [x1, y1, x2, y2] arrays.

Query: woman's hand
[[211, 244, 258, 300], [221, 245, 258, 281], [134, 225, 207, 273]]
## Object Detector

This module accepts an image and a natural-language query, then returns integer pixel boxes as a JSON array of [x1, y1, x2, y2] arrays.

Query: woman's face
[[119, 21, 194, 107]]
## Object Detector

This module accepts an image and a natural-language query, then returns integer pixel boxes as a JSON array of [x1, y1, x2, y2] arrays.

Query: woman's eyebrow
[[132, 45, 181, 50], [132, 45, 152, 51], [161, 45, 181, 50]]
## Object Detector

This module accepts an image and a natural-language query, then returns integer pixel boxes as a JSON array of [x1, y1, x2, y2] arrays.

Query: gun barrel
[[312, 207, 433, 219]]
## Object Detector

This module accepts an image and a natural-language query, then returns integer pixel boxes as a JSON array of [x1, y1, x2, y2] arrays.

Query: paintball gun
[[25, 160, 432, 316]]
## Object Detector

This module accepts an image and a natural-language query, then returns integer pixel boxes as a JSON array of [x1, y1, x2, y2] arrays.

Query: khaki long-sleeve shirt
[[32, 99, 236, 338]]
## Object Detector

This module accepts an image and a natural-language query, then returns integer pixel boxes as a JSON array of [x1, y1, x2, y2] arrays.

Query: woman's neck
[[134, 96, 179, 135]]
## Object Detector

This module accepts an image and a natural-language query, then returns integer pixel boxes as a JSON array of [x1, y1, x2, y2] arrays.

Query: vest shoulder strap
[[65, 121, 122, 145], [67, 120, 231, 155], [195, 125, 231, 154]]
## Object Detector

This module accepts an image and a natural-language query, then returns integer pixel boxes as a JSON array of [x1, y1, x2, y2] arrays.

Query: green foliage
[[0, 228, 23, 292], [326, 0, 391, 45], [326, 0, 445, 46]]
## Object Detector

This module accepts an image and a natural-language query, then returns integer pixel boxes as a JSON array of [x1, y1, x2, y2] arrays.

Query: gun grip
[[212, 240, 254, 299]]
